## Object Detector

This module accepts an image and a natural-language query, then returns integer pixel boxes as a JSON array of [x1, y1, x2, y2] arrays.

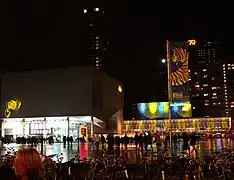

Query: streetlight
[[162, 58, 166, 63], [84, 9, 87, 13], [94, 8, 99, 11]]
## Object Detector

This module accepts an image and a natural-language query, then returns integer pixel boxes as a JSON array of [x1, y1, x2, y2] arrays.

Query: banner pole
[[166, 40, 172, 155]]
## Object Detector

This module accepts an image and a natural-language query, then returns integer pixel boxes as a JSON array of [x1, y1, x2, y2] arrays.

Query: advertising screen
[[136, 101, 192, 119]]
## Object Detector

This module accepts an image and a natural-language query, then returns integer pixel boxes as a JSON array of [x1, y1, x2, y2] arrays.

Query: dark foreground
[[0, 140, 234, 179], [1, 149, 234, 180]]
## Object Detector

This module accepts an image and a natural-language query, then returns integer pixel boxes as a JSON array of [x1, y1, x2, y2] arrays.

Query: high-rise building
[[222, 61, 234, 117], [190, 40, 225, 117], [148, 68, 168, 102], [82, 7, 109, 70]]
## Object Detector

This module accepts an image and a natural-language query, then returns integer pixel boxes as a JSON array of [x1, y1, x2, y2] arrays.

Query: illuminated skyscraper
[[222, 61, 234, 117], [190, 41, 224, 117], [83, 7, 109, 70]]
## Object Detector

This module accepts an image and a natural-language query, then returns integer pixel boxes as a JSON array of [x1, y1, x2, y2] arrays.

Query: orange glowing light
[[187, 40, 196, 45]]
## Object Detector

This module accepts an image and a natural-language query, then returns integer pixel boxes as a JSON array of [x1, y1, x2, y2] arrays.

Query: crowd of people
[[0, 132, 204, 179], [93, 131, 199, 156]]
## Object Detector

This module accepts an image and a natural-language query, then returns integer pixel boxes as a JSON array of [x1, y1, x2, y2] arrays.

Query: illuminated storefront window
[[2, 116, 91, 140], [123, 117, 231, 134]]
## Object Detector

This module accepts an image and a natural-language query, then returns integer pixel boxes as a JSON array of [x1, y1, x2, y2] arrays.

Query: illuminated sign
[[187, 40, 196, 46], [5, 99, 22, 118], [118, 85, 122, 93], [173, 92, 183, 99], [79, 126, 88, 142], [136, 101, 192, 119]]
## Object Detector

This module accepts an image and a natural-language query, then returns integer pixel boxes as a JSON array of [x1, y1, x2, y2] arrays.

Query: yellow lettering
[[187, 40, 196, 46]]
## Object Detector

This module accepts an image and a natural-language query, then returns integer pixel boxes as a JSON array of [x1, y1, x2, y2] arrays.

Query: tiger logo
[[170, 47, 189, 86], [5, 99, 22, 118]]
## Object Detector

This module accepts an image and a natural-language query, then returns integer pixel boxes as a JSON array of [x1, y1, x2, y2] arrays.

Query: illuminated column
[[22, 118, 25, 136], [91, 116, 94, 138], [1, 120, 4, 137], [43, 118, 47, 138], [67, 117, 70, 137]]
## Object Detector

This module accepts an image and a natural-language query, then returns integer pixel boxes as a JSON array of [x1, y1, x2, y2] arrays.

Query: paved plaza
[[1, 138, 234, 162]]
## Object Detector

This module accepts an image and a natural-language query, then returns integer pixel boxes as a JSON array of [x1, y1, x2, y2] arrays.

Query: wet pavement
[[1, 138, 234, 162]]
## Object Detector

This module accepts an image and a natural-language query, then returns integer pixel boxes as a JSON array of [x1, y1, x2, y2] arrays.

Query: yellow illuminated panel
[[5, 99, 22, 118], [187, 40, 196, 45], [148, 102, 157, 114], [118, 85, 122, 93], [137, 101, 192, 119], [163, 102, 169, 112], [182, 103, 190, 111]]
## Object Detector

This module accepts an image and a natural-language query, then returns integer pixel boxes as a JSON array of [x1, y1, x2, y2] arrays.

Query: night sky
[[1, 1, 233, 103]]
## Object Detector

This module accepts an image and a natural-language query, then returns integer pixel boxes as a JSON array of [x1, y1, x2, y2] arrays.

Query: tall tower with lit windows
[[222, 60, 234, 117], [190, 40, 224, 117], [83, 7, 109, 70]]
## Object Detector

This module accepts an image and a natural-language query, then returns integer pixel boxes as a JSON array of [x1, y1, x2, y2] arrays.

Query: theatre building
[[0, 67, 124, 141], [123, 102, 231, 134]]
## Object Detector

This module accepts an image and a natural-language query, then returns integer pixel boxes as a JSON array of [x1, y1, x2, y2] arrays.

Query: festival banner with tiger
[[170, 41, 190, 100]]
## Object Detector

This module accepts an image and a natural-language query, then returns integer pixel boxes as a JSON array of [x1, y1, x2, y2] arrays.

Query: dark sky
[[1, 1, 233, 103]]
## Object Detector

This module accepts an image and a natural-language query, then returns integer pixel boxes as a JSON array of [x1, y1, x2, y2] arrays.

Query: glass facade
[[2, 117, 90, 141], [123, 117, 231, 134]]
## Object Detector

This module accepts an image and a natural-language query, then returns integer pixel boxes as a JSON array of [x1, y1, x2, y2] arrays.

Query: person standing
[[70, 136, 73, 147], [94, 134, 100, 151], [154, 132, 162, 151], [122, 134, 129, 151], [115, 135, 121, 155], [139, 133, 144, 154], [101, 134, 106, 151], [134, 132, 139, 152], [63, 136, 66, 148], [182, 132, 189, 151]]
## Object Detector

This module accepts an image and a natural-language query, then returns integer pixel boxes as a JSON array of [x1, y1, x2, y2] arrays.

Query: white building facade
[[1, 67, 124, 140]]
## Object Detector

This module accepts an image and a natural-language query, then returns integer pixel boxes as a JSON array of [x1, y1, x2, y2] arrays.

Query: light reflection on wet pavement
[[1, 139, 234, 162]]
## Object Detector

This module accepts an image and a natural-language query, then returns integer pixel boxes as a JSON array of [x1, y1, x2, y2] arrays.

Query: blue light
[[137, 103, 147, 114], [173, 105, 178, 112], [159, 103, 164, 112]]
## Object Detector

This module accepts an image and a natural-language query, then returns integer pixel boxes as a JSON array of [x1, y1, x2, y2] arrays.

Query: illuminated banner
[[170, 41, 190, 100], [136, 101, 192, 119]]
